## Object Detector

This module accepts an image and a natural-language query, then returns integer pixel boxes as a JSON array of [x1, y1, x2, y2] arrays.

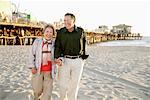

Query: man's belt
[[64, 55, 81, 59]]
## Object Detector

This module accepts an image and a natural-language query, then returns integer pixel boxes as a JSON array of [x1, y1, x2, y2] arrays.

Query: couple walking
[[29, 13, 88, 100]]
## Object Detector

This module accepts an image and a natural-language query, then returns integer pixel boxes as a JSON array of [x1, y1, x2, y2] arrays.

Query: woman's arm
[[28, 39, 38, 69]]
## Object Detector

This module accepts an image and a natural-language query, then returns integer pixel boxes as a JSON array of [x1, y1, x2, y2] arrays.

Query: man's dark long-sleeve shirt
[[54, 26, 86, 59]]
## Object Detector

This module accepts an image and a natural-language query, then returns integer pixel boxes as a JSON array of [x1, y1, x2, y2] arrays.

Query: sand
[[0, 45, 150, 100]]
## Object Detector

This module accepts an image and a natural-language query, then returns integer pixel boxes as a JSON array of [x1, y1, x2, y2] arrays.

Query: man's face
[[64, 15, 75, 30], [44, 27, 53, 40]]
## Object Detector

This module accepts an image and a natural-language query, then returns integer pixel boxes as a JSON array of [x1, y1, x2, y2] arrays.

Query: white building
[[53, 19, 64, 30], [94, 25, 109, 33], [112, 24, 132, 34], [0, 0, 12, 22]]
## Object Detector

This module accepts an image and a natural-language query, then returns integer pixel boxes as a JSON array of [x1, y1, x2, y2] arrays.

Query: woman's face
[[44, 27, 53, 40]]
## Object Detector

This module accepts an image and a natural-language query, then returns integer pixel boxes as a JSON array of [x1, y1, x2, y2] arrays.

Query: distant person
[[36, 30, 42, 36], [14, 35, 21, 45], [29, 24, 55, 100], [54, 13, 89, 100], [21, 28, 25, 37], [3, 27, 7, 36], [0, 29, 2, 36]]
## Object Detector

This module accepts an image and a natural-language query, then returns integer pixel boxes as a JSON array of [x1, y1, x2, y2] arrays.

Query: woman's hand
[[31, 67, 37, 74]]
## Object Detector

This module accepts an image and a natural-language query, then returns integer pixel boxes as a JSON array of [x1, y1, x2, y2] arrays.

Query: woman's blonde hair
[[43, 24, 56, 35]]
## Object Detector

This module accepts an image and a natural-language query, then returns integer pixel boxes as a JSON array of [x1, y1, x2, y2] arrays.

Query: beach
[[0, 38, 150, 100]]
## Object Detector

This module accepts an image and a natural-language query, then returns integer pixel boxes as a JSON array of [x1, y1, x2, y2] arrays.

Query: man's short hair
[[65, 13, 76, 22]]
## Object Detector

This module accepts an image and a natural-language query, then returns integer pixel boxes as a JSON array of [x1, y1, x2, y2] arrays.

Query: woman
[[29, 24, 55, 100]]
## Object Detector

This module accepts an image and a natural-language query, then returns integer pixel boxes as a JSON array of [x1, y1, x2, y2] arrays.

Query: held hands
[[55, 58, 63, 66], [31, 58, 62, 74]]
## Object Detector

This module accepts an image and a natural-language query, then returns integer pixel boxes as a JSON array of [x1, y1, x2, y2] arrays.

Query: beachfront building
[[12, 12, 31, 24], [111, 24, 133, 40], [53, 19, 65, 30], [0, 0, 31, 24], [111, 24, 132, 34], [94, 25, 109, 33], [0, 0, 44, 45], [0, 1, 12, 22]]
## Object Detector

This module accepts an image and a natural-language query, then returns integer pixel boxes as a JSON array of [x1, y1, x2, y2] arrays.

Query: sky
[[1, 0, 150, 36]]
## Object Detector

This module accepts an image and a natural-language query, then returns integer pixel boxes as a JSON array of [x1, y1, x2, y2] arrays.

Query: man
[[54, 13, 88, 100]]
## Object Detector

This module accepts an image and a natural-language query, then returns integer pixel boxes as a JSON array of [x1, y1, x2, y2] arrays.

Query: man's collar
[[64, 25, 78, 33]]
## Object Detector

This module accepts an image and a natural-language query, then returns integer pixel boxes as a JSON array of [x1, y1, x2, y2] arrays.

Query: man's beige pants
[[31, 71, 53, 100], [58, 58, 84, 100]]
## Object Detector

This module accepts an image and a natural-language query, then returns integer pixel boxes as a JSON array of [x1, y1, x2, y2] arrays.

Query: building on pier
[[111, 24, 132, 34]]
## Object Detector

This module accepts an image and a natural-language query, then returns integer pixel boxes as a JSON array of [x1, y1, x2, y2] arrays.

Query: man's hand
[[31, 67, 37, 74], [55, 58, 63, 66]]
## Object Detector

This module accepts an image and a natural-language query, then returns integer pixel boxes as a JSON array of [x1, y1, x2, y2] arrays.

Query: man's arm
[[54, 30, 64, 66], [54, 30, 62, 59], [81, 29, 89, 60]]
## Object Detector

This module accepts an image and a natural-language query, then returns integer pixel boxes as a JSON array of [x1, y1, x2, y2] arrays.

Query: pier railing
[[86, 32, 143, 45], [0, 33, 143, 45]]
